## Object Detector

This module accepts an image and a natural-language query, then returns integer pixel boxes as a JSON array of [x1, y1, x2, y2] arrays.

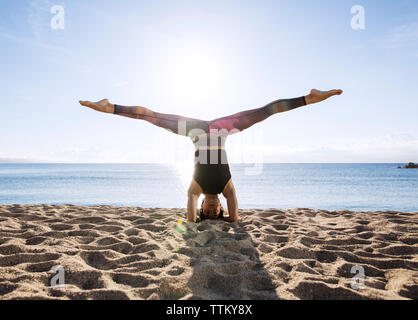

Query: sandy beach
[[0, 204, 417, 300]]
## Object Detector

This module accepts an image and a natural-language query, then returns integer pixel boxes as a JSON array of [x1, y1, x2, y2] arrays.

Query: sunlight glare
[[173, 162, 194, 192], [166, 46, 225, 104]]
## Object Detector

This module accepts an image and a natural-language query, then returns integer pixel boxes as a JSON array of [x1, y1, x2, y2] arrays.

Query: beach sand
[[0, 204, 417, 300]]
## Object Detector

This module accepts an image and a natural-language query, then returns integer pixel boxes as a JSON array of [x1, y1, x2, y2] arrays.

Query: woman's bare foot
[[79, 99, 114, 113], [305, 89, 343, 105]]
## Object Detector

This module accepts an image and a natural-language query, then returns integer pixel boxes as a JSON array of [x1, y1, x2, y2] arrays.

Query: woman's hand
[[222, 215, 238, 223]]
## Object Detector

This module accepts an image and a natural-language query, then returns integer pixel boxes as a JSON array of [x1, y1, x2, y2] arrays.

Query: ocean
[[0, 163, 417, 212]]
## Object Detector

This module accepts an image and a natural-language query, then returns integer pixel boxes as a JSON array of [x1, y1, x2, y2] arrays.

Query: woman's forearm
[[224, 193, 238, 222], [187, 194, 199, 222]]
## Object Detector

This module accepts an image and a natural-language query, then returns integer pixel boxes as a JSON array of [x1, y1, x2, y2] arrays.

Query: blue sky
[[0, 0, 417, 163]]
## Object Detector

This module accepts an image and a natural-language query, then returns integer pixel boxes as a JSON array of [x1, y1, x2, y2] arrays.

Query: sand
[[0, 204, 417, 300]]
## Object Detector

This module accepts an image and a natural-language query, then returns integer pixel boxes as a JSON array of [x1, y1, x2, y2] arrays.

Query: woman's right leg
[[113, 104, 209, 136]]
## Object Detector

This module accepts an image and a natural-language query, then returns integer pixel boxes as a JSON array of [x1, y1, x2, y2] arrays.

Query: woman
[[79, 88, 342, 223]]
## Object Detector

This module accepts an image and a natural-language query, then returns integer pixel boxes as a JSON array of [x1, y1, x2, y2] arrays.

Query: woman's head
[[200, 195, 223, 220]]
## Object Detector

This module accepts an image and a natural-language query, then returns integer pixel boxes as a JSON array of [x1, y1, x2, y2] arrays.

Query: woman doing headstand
[[79, 89, 342, 223]]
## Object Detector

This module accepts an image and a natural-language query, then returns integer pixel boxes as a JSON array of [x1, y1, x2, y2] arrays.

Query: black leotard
[[192, 131, 231, 195]]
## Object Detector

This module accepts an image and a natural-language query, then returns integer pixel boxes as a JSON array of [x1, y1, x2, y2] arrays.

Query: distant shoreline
[[0, 161, 414, 165], [1, 204, 417, 213]]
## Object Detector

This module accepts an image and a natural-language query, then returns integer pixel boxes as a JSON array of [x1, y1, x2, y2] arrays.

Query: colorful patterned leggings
[[113, 96, 306, 137]]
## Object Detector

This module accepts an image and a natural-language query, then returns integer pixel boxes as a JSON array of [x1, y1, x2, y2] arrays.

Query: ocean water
[[0, 163, 417, 212]]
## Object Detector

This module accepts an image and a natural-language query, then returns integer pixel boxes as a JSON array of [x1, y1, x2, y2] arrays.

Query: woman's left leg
[[209, 89, 342, 134]]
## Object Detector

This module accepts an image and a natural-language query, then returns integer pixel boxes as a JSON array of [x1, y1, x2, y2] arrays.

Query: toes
[[329, 89, 342, 96], [80, 101, 94, 108]]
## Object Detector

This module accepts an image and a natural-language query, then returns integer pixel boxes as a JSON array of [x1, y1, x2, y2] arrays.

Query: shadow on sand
[[177, 214, 279, 300]]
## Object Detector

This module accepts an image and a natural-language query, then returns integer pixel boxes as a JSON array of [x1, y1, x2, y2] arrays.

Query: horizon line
[[0, 162, 414, 165]]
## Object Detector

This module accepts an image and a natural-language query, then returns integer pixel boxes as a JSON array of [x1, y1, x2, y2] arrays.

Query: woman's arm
[[187, 179, 203, 223], [222, 180, 239, 222]]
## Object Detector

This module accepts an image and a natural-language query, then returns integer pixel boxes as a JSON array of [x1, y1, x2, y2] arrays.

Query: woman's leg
[[113, 104, 210, 136], [79, 99, 208, 137], [209, 89, 342, 134]]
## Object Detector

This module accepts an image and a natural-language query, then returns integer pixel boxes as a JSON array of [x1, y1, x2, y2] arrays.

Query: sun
[[165, 46, 224, 104]]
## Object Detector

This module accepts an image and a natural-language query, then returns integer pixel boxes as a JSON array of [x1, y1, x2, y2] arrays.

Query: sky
[[0, 0, 418, 164]]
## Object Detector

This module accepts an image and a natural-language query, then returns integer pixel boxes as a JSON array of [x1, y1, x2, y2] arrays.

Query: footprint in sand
[[0, 253, 61, 267], [64, 270, 106, 290]]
